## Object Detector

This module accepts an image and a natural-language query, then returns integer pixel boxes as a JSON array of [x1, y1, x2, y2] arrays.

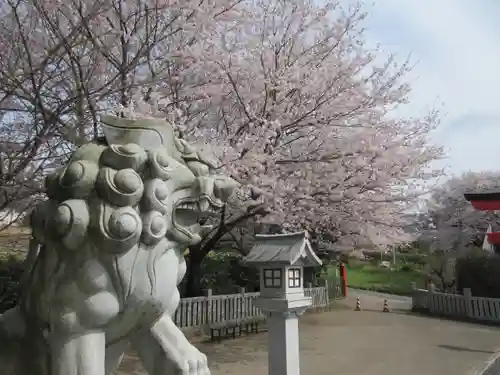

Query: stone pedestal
[[256, 296, 311, 375]]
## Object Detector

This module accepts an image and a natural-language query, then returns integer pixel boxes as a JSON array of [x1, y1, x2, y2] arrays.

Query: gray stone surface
[[478, 353, 500, 375], [116, 309, 500, 375], [348, 288, 413, 302], [0, 115, 238, 375]]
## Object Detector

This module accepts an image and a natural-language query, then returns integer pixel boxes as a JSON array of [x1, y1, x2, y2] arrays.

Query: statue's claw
[[178, 345, 210, 375]]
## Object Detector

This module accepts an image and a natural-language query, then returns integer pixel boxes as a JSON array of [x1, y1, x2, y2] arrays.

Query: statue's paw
[[178, 346, 210, 375], [0, 307, 26, 339]]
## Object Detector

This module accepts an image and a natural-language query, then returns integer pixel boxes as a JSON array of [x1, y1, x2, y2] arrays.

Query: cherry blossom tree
[[0, 0, 242, 228], [0, 0, 445, 296], [421, 172, 500, 291], [426, 171, 500, 254], [184, 0, 442, 240], [127, 0, 444, 294]]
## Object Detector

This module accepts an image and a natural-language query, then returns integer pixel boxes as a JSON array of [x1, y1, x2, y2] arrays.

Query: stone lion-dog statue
[[0, 115, 238, 375]]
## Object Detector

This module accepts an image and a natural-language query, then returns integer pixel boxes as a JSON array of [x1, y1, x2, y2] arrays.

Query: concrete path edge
[[474, 350, 500, 375]]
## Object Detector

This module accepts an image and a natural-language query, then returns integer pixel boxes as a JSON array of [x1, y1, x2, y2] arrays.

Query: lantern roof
[[242, 231, 322, 267]]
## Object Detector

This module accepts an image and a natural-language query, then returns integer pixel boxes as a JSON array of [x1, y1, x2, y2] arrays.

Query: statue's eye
[[187, 161, 209, 177]]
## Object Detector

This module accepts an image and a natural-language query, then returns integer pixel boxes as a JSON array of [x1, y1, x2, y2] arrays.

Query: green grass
[[334, 263, 425, 296]]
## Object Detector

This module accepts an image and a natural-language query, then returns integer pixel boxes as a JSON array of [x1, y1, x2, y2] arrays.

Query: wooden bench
[[209, 320, 239, 342], [239, 315, 265, 335], [209, 316, 266, 342]]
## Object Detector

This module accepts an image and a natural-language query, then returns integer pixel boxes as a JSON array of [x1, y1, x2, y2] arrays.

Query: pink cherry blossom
[[426, 172, 500, 254], [0, 0, 444, 252]]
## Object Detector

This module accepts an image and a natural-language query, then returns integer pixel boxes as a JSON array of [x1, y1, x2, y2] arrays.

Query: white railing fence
[[411, 283, 500, 323], [175, 283, 331, 328], [304, 286, 329, 308]]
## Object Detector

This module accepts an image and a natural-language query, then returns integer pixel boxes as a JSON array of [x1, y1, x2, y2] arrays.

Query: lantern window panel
[[263, 268, 282, 288], [288, 268, 301, 288]]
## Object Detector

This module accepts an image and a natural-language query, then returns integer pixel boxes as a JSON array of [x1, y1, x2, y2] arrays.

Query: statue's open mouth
[[173, 195, 223, 239]]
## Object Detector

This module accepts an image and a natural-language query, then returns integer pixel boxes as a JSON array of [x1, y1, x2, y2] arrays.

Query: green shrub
[[362, 250, 391, 261], [180, 250, 261, 295], [347, 259, 365, 269], [399, 264, 414, 272], [456, 254, 500, 298], [0, 256, 23, 313], [339, 253, 350, 264], [402, 253, 428, 266]]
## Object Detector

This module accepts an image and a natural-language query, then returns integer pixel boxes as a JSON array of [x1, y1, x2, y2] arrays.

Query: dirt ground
[[117, 300, 500, 375], [6, 228, 497, 375], [0, 228, 30, 260]]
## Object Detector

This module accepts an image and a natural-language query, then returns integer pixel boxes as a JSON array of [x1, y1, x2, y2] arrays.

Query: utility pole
[[456, 205, 464, 254]]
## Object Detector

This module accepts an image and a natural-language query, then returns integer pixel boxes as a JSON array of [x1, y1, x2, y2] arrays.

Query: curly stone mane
[[0, 114, 237, 375], [24, 140, 206, 324]]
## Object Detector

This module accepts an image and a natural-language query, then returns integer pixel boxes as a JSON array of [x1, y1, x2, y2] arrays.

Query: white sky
[[360, 0, 500, 176]]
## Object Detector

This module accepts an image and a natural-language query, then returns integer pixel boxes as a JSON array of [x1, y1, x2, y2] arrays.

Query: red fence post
[[339, 262, 348, 297]]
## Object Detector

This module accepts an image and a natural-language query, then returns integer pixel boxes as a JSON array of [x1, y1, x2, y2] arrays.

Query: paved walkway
[[348, 287, 412, 302], [343, 289, 413, 311], [118, 296, 500, 375]]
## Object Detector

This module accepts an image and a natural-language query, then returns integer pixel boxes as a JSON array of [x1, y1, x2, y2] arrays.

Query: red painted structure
[[339, 262, 348, 297], [487, 232, 500, 245], [464, 193, 500, 211], [464, 192, 500, 243]]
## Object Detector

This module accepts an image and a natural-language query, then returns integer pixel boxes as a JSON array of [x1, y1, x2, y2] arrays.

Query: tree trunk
[[183, 252, 204, 297], [182, 205, 270, 297]]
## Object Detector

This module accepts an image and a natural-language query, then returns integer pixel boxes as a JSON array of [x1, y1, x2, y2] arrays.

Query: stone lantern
[[242, 230, 322, 375]]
